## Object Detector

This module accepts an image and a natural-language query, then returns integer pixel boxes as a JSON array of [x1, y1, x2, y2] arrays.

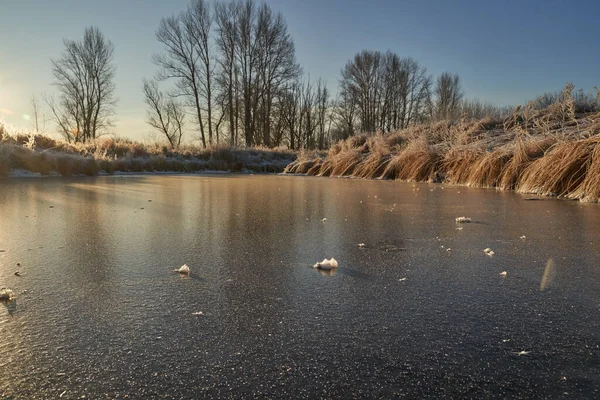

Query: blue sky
[[1, 0, 599, 141]]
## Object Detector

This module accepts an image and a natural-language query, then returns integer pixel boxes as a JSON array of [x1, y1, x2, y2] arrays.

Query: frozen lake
[[1, 175, 600, 398]]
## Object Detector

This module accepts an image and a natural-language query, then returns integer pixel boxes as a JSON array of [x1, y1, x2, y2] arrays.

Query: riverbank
[[285, 97, 600, 202], [0, 133, 296, 177]]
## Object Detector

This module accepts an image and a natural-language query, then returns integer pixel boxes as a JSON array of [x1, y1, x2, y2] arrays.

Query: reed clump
[[352, 135, 391, 179], [286, 84, 600, 202], [442, 149, 482, 185], [517, 139, 594, 197], [567, 139, 600, 201], [380, 139, 442, 182], [466, 148, 512, 188], [330, 149, 363, 176]]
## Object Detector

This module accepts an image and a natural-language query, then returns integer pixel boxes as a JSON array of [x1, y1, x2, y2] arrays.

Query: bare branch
[[49, 26, 116, 143]]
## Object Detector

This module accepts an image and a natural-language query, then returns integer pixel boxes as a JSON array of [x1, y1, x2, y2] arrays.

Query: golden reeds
[[352, 150, 391, 179], [306, 159, 324, 175], [287, 96, 600, 202], [566, 139, 600, 202], [442, 149, 481, 185], [317, 159, 333, 177], [466, 148, 512, 187], [330, 149, 363, 176], [498, 139, 527, 190], [352, 135, 391, 179], [379, 140, 441, 182], [517, 139, 594, 197]]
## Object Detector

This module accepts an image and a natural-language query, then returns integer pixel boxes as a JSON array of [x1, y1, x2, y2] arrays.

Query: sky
[[1, 0, 599, 141]]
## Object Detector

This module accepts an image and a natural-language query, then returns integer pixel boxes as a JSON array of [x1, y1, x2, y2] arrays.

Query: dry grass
[[497, 135, 556, 190], [466, 148, 512, 188], [286, 85, 600, 202], [330, 149, 363, 176], [567, 138, 600, 201], [442, 149, 481, 185], [352, 135, 390, 179], [383, 140, 441, 182], [353, 150, 390, 179], [0, 128, 297, 177], [497, 138, 528, 191], [517, 139, 594, 197]]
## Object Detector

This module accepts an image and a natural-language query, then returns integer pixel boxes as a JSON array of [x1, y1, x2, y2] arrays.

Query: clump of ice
[[174, 264, 190, 275], [313, 258, 339, 270], [483, 248, 495, 257], [0, 288, 15, 301], [455, 217, 471, 223]]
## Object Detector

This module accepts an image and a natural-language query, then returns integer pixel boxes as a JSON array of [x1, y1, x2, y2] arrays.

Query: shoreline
[[284, 107, 600, 203], [2, 168, 243, 179], [0, 138, 297, 179]]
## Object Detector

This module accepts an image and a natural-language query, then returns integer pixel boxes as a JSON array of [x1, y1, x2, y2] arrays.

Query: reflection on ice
[[540, 259, 556, 291], [1, 299, 17, 316]]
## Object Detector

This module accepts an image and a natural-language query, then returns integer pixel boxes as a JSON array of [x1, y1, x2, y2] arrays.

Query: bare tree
[[183, 0, 215, 145], [339, 50, 431, 134], [154, 0, 299, 148], [315, 79, 329, 149], [47, 26, 116, 143], [153, 4, 208, 147], [434, 72, 463, 120], [143, 79, 186, 148], [395, 56, 430, 129], [255, 3, 301, 147], [279, 81, 301, 149], [332, 90, 357, 141], [30, 94, 47, 134], [298, 78, 323, 148], [215, 1, 239, 146], [236, 0, 259, 147], [340, 50, 383, 133], [229, 0, 300, 147], [213, 90, 227, 145]]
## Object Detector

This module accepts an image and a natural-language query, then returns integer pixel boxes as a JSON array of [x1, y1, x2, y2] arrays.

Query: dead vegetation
[[0, 125, 296, 177], [285, 84, 600, 202]]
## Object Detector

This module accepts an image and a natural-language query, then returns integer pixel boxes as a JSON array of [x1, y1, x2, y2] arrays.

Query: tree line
[[45, 0, 507, 149]]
